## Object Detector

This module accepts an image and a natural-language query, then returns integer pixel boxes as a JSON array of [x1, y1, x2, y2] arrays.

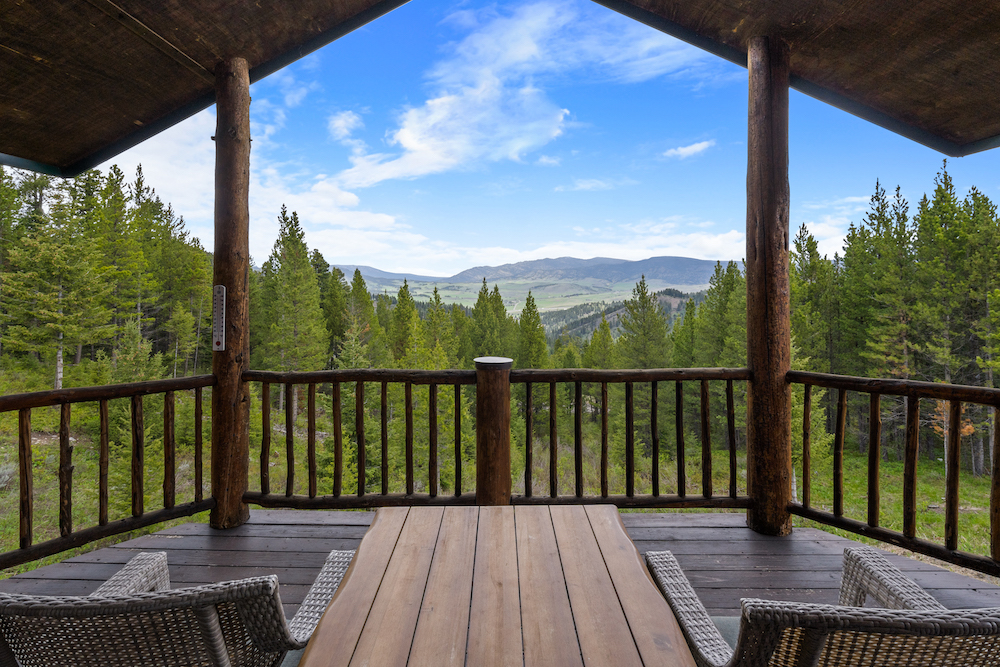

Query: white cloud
[[795, 193, 873, 257], [536, 155, 561, 166], [555, 178, 613, 191], [664, 139, 715, 159], [332, 0, 711, 189], [328, 111, 364, 140]]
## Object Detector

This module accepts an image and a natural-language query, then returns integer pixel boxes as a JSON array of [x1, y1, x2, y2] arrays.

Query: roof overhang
[[2, 0, 998, 177]]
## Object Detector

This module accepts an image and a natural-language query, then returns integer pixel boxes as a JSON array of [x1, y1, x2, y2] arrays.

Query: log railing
[[0, 376, 216, 569], [242, 368, 478, 508], [241, 366, 753, 511], [787, 370, 1000, 576], [508, 368, 751, 508]]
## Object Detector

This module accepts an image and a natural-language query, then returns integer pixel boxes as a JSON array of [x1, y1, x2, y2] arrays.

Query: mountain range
[[334, 256, 727, 312]]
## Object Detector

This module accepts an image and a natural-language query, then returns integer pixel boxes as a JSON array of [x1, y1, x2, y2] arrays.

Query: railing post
[[475, 356, 512, 505], [745, 35, 792, 536], [210, 56, 251, 529]]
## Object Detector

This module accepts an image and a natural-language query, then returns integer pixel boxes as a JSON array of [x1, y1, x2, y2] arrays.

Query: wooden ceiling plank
[[82, 0, 214, 84]]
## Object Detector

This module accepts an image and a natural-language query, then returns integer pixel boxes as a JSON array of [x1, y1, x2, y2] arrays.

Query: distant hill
[[448, 256, 719, 285], [331, 255, 730, 313]]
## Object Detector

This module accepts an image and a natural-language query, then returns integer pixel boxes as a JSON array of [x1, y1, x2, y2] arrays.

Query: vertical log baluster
[[903, 396, 920, 538], [261, 383, 271, 495], [59, 403, 72, 537], [525, 382, 533, 497], [260, 382, 271, 495], [652, 381, 659, 497], [727, 380, 737, 499], [700, 379, 712, 499], [356, 382, 365, 497], [625, 381, 634, 498], [131, 395, 144, 517], [194, 388, 202, 503], [946, 400, 962, 551], [601, 382, 609, 498], [19, 408, 32, 549], [285, 383, 294, 497], [549, 382, 557, 498], [308, 384, 317, 499], [163, 391, 175, 510], [454, 384, 462, 497], [833, 389, 846, 517], [802, 384, 811, 508], [991, 406, 1000, 561], [405, 381, 414, 496], [868, 393, 882, 526], [676, 381, 686, 498], [333, 382, 343, 497], [429, 383, 438, 497], [99, 399, 110, 523], [575, 381, 583, 498], [381, 382, 389, 496]]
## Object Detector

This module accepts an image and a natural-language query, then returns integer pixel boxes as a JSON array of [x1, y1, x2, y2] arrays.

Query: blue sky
[[111, 0, 1000, 277]]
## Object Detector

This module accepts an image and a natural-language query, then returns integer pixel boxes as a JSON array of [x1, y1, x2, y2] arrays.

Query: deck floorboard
[[1, 509, 997, 617]]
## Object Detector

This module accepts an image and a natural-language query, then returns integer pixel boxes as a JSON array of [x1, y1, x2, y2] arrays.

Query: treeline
[[0, 165, 213, 393], [789, 165, 1000, 474], [3, 162, 997, 479]]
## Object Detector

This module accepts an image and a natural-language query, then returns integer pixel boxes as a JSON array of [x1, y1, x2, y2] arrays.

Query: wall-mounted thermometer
[[212, 285, 226, 351]]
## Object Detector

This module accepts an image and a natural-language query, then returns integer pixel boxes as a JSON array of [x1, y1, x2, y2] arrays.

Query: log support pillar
[[210, 57, 251, 529], [475, 357, 512, 505], [745, 36, 792, 536]]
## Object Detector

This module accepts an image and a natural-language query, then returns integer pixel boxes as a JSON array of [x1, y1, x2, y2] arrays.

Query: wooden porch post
[[745, 36, 792, 536], [210, 57, 251, 529], [475, 356, 512, 505]]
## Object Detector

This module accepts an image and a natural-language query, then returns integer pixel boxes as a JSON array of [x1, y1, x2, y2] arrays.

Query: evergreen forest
[[1, 162, 999, 559]]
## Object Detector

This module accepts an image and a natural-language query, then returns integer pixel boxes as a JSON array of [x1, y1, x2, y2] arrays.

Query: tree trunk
[[55, 334, 63, 391]]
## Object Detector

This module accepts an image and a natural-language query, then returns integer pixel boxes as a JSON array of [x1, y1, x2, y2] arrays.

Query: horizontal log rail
[[244, 369, 476, 385], [0, 376, 215, 570], [0, 375, 215, 411], [788, 369, 1000, 577]]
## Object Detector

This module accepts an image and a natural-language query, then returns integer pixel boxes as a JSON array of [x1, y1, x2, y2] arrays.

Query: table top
[[300, 505, 696, 667]]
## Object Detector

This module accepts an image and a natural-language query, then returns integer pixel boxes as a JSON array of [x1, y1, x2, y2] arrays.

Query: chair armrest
[[288, 550, 356, 642], [839, 546, 945, 610], [92, 552, 170, 597], [646, 551, 733, 667]]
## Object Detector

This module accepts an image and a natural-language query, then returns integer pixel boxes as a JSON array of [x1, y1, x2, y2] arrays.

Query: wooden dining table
[[299, 504, 696, 667]]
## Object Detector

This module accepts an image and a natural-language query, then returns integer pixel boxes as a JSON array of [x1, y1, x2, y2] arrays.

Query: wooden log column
[[745, 36, 792, 536], [475, 356, 512, 505], [210, 57, 251, 529]]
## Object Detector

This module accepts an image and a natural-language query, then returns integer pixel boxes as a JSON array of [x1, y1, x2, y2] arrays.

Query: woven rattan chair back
[[646, 547, 1000, 667], [0, 549, 354, 667]]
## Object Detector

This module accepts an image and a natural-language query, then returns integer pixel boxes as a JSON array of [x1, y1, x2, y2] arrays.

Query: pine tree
[[389, 280, 420, 362], [516, 292, 548, 369], [0, 191, 112, 388], [583, 313, 616, 369], [257, 206, 328, 374], [424, 287, 458, 366], [618, 276, 668, 369]]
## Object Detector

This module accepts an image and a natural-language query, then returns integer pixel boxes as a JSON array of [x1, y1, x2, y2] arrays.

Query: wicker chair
[[0, 549, 355, 667], [646, 546, 1000, 667]]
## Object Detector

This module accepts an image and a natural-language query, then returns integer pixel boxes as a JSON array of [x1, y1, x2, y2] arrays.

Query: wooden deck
[[1, 510, 998, 618]]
